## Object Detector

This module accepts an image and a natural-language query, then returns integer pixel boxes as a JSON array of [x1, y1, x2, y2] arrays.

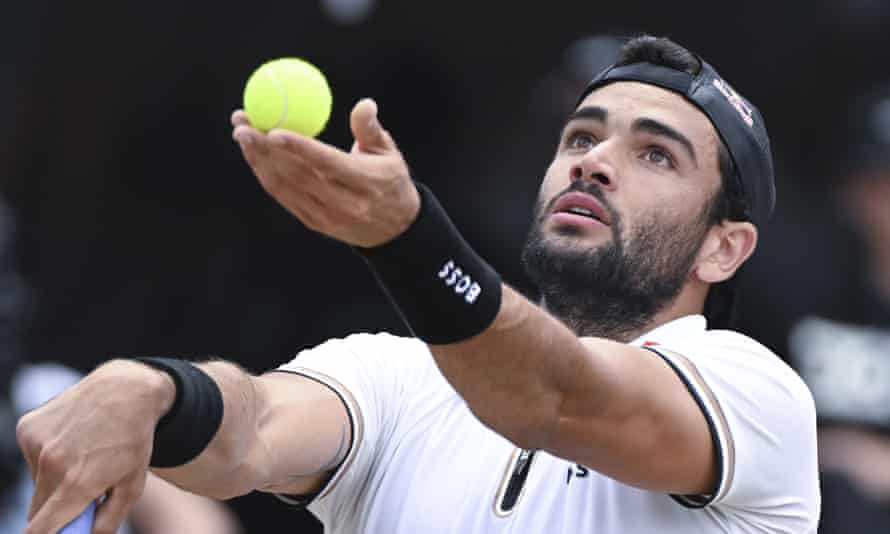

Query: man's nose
[[569, 145, 618, 191]]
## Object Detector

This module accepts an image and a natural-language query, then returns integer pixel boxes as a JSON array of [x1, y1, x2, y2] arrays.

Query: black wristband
[[134, 357, 224, 468], [356, 183, 502, 344]]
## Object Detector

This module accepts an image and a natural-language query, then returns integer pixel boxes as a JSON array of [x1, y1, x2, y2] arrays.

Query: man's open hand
[[232, 98, 420, 248]]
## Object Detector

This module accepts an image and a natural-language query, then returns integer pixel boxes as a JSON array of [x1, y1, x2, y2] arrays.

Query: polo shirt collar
[[632, 314, 708, 347]]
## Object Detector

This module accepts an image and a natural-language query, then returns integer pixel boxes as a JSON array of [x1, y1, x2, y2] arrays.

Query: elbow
[[466, 396, 562, 450], [173, 457, 270, 500], [466, 387, 616, 453]]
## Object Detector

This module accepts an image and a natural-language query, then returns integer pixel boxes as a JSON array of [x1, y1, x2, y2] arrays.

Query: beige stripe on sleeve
[[276, 367, 365, 502], [652, 348, 736, 505]]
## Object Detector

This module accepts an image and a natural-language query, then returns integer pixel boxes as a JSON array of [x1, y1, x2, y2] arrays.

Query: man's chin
[[544, 223, 612, 248]]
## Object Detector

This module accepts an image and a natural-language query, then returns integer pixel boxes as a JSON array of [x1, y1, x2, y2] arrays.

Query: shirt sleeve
[[648, 331, 820, 533], [273, 332, 434, 527]]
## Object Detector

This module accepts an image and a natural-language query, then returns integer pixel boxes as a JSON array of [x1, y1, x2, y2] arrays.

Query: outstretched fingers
[[26, 474, 146, 534], [229, 99, 415, 247], [237, 128, 357, 202], [267, 128, 346, 166], [26, 438, 75, 521], [25, 475, 99, 534]]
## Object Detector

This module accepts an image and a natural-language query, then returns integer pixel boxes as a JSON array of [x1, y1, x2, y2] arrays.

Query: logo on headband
[[713, 78, 754, 127]]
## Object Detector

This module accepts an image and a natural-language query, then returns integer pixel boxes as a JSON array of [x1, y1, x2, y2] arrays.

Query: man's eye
[[643, 148, 674, 168], [568, 133, 595, 150]]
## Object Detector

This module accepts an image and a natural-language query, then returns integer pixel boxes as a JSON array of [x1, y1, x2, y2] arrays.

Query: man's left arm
[[430, 287, 717, 496], [232, 100, 715, 497]]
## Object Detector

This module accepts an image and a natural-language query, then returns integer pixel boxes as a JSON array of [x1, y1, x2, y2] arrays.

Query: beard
[[521, 182, 710, 341]]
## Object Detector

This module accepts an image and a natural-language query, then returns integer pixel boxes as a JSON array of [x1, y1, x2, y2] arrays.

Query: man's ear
[[694, 221, 758, 284]]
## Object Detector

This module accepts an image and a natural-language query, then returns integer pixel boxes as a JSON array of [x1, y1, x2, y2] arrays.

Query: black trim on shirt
[[267, 368, 357, 508], [643, 347, 724, 509]]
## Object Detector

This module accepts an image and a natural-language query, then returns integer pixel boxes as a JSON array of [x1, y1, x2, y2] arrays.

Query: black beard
[[521, 183, 709, 341]]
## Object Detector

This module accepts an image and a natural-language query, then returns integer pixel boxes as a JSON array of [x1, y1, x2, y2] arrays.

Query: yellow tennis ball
[[243, 58, 332, 137]]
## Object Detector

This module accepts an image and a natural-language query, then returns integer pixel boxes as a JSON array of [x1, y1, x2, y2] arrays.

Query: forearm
[[428, 287, 716, 493], [148, 360, 269, 499], [130, 474, 243, 534], [428, 285, 614, 448]]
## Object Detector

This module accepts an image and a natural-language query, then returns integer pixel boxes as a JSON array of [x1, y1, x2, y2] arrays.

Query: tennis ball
[[243, 58, 332, 137]]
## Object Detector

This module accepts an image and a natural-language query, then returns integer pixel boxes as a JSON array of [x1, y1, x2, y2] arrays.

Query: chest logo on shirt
[[566, 464, 589, 485]]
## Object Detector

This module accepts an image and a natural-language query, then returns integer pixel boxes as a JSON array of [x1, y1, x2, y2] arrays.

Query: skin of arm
[[152, 362, 351, 500], [129, 474, 245, 534], [430, 287, 715, 495]]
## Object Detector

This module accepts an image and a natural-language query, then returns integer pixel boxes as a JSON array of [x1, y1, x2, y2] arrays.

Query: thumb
[[350, 98, 394, 154]]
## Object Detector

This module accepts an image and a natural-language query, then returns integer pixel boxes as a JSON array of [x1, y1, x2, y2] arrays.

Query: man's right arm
[[16, 358, 350, 534], [155, 360, 351, 499]]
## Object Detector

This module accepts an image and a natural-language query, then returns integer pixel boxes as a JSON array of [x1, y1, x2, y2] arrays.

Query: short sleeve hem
[[644, 346, 736, 508], [269, 367, 364, 507]]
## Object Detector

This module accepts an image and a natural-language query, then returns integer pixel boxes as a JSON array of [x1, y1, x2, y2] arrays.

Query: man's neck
[[543, 284, 707, 343]]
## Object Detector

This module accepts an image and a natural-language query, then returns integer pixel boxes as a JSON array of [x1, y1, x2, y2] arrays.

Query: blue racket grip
[[58, 501, 95, 534]]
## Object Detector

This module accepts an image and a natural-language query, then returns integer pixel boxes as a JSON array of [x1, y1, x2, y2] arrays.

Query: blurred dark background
[[3, 0, 890, 531]]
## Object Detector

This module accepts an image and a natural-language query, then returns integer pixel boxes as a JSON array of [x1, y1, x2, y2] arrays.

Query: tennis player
[[17, 35, 820, 533]]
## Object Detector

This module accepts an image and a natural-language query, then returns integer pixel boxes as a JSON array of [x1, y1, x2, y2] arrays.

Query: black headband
[[578, 61, 776, 227]]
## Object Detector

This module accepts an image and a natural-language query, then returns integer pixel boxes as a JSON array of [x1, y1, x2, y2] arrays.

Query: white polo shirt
[[277, 315, 820, 533]]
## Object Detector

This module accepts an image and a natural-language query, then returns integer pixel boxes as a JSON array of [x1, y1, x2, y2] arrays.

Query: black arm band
[[356, 183, 502, 344], [133, 357, 224, 468]]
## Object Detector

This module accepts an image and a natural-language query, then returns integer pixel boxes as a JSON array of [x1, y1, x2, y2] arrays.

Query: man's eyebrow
[[565, 105, 608, 125], [631, 117, 698, 166]]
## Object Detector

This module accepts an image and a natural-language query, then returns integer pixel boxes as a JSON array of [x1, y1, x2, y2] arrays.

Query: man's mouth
[[551, 192, 612, 226]]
